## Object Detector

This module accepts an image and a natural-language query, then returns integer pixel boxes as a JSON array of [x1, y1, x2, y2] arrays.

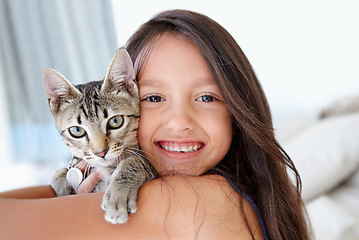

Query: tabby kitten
[[43, 49, 156, 224]]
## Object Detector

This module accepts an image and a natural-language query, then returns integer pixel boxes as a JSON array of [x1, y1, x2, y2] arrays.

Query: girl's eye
[[108, 115, 124, 129], [142, 95, 164, 102], [196, 95, 217, 102], [69, 126, 86, 138]]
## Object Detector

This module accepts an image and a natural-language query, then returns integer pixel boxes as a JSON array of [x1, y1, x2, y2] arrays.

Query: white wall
[[111, 0, 359, 120]]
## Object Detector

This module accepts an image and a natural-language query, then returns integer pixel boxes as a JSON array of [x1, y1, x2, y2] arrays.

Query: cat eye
[[107, 115, 124, 129], [69, 126, 86, 138]]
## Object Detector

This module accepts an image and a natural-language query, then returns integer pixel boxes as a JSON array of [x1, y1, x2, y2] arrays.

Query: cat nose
[[95, 150, 108, 158]]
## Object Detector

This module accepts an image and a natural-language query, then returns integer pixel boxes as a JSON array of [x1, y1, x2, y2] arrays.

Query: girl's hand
[[70, 160, 102, 194], [73, 171, 102, 194]]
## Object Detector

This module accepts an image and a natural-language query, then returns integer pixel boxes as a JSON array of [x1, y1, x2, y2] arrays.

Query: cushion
[[282, 112, 359, 202]]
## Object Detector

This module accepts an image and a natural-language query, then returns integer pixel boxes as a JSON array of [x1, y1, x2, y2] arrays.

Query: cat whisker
[[125, 147, 149, 158], [124, 148, 159, 171], [125, 147, 158, 165], [124, 148, 147, 161]]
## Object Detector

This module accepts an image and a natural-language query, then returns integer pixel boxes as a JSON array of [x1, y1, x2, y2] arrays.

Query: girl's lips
[[157, 141, 203, 153]]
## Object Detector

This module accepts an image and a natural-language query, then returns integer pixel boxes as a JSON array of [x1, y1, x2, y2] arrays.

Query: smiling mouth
[[158, 141, 203, 153]]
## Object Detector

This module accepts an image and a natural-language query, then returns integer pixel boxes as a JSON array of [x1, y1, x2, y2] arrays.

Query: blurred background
[[0, 0, 358, 190]]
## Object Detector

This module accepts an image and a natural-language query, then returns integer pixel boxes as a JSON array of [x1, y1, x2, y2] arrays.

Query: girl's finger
[[74, 171, 102, 194]]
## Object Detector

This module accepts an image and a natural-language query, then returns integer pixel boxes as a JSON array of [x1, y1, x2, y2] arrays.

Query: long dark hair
[[126, 9, 310, 240]]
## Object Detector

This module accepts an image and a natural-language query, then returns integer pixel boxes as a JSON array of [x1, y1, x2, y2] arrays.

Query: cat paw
[[51, 168, 73, 196], [101, 189, 137, 224], [102, 205, 129, 224]]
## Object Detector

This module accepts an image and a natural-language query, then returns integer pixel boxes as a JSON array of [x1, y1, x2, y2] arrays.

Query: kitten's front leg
[[101, 156, 156, 224], [50, 168, 73, 196]]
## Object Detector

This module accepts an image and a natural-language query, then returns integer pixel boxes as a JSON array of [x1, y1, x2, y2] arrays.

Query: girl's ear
[[43, 68, 81, 114], [101, 48, 138, 97]]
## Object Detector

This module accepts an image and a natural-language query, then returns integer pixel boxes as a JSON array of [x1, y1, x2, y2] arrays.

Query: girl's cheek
[[137, 111, 154, 149]]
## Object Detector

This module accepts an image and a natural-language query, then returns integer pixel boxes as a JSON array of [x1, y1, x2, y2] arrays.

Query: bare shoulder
[[137, 175, 264, 239], [0, 176, 264, 240]]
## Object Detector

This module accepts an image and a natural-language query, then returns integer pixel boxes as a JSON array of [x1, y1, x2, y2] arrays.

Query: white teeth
[[161, 144, 202, 153]]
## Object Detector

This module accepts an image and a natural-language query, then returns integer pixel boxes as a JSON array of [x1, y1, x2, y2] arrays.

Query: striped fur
[[43, 49, 156, 224]]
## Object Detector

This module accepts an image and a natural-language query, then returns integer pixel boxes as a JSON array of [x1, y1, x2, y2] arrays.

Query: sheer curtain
[[0, 0, 118, 164]]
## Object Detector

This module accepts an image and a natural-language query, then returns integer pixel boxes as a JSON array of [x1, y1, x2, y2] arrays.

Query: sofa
[[275, 96, 359, 239]]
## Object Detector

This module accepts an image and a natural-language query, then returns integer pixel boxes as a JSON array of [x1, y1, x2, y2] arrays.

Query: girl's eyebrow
[[138, 78, 164, 88], [138, 77, 216, 88], [192, 78, 218, 88], [198, 79, 216, 86]]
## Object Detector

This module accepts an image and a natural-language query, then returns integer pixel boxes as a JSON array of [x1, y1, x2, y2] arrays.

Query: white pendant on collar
[[66, 167, 83, 188]]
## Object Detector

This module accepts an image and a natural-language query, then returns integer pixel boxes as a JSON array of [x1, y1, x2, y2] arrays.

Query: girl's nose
[[164, 102, 194, 132]]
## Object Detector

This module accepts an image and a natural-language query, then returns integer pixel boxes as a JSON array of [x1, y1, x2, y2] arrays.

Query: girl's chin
[[154, 163, 208, 177], [148, 144, 212, 176]]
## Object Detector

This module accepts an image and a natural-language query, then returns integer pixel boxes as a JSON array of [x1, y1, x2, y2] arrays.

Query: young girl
[[0, 10, 310, 240]]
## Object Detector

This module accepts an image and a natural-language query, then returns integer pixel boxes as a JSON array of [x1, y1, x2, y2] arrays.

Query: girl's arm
[[0, 175, 263, 240], [0, 171, 102, 199], [0, 185, 56, 199]]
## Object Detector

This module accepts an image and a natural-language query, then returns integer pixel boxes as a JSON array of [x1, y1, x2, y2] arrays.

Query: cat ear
[[101, 49, 137, 97], [43, 68, 81, 113]]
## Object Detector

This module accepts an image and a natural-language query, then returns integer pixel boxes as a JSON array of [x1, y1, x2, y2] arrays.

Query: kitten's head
[[43, 49, 139, 167]]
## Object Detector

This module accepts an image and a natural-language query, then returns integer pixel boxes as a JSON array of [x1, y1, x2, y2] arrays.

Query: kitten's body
[[43, 49, 156, 224]]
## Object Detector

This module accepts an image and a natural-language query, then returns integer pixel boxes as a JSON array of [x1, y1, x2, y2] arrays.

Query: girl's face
[[137, 33, 232, 176]]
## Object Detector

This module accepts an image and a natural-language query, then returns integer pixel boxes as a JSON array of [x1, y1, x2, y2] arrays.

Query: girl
[[0, 9, 310, 240]]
